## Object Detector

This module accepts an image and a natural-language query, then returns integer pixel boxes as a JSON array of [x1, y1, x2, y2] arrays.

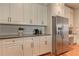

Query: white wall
[[74, 8, 79, 44]]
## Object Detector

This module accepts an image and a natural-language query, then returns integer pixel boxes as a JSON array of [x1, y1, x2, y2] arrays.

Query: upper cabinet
[[0, 4, 10, 23], [31, 4, 38, 25], [0, 3, 48, 26], [10, 4, 24, 24], [42, 5, 47, 25], [64, 6, 74, 27], [24, 3, 32, 25], [56, 3, 65, 17], [24, 4, 48, 26], [51, 3, 65, 17]]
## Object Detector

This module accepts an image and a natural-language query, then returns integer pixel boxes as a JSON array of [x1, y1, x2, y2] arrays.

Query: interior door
[[62, 18, 69, 53], [55, 16, 63, 55]]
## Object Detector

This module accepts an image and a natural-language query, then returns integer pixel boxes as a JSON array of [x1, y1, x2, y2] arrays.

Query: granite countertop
[[0, 34, 51, 39]]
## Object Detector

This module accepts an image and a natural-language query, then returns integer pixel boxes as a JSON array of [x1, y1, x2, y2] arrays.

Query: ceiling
[[40, 3, 79, 9], [65, 3, 79, 9]]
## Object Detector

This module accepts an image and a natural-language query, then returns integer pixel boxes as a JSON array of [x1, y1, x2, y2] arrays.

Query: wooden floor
[[45, 44, 79, 56], [60, 44, 79, 56]]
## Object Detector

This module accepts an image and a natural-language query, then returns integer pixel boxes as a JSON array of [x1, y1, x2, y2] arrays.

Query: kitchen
[[0, 3, 78, 56]]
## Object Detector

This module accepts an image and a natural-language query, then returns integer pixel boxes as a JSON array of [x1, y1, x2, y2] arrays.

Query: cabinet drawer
[[1, 38, 23, 45]]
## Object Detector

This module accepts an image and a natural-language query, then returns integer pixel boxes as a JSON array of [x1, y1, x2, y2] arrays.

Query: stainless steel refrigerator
[[52, 16, 69, 55]]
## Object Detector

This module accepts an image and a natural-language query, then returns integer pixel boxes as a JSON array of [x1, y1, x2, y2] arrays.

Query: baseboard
[[39, 52, 51, 56]]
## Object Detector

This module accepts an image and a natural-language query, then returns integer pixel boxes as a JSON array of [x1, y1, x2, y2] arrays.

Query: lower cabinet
[[2, 44, 22, 56], [39, 36, 52, 55], [23, 37, 33, 56], [23, 37, 40, 56], [0, 46, 3, 56], [0, 39, 23, 56], [39, 36, 47, 55], [32, 37, 39, 56], [0, 36, 52, 56], [46, 36, 52, 52]]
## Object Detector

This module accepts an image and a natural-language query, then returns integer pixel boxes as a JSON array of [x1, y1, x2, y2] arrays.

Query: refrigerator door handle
[[61, 28, 64, 39], [60, 28, 64, 39]]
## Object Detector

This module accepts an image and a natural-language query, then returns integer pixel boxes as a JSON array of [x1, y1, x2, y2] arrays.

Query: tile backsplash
[[0, 25, 46, 35]]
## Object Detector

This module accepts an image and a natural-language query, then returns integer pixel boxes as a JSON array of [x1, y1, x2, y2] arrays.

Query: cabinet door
[[1, 39, 23, 56], [10, 3, 24, 24], [23, 37, 33, 56], [32, 37, 39, 56], [46, 36, 52, 53], [64, 6, 70, 26], [31, 4, 38, 25], [24, 3, 32, 25], [53, 3, 64, 17], [0, 4, 9, 23], [69, 8, 74, 27], [58, 3, 65, 17], [0, 46, 2, 56], [64, 6, 69, 18], [38, 5, 43, 25], [39, 36, 47, 55], [64, 6, 74, 27], [42, 6, 47, 25], [2, 44, 22, 56]]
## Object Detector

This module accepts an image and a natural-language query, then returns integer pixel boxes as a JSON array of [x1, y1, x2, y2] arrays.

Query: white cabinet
[[0, 36, 52, 56], [42, 6, 47, 25], [51, 3, 65, 17], [0, 46, 2, 56], [2, 44, 22, 56], [1, 39, 23, 56], [24, 4, 32, 25], [69, 8, 74, 27], [37, 5, 43, 25], [0, 4, 10, 23], [0, 3, 48, 26], [23, 37, 33, 56], [23, 36, 52, 56], [23, 37, 40, 56], [31, 4, 38, 25], [10, 4, 24, 24], [24, 4, 48, 26], [64, 6, 74, 27], [32, 37, 39, 56], [46, 36, 52, 52], [39, 36, 52, 55], [39, 36, 47, 54]]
